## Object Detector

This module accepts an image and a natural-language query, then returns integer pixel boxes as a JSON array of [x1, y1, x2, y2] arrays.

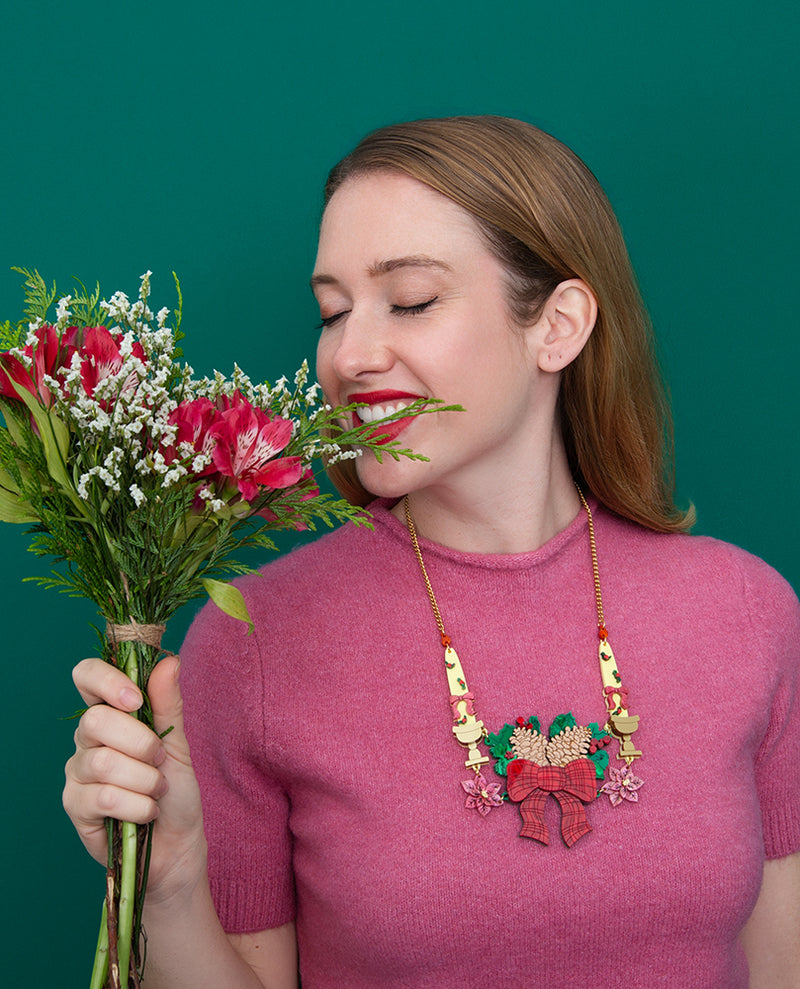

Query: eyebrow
[[310, 254, 452, 289]]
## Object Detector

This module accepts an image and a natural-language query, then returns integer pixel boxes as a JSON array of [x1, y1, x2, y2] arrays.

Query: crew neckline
[[366, 497, 600, 572]]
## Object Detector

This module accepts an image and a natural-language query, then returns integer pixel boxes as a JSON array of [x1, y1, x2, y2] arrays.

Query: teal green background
[[1, 1, 797, 981]]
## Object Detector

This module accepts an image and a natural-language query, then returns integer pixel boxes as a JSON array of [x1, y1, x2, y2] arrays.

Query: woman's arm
[[64, 656, 298, 989], [740, 850, 800, 988], [141, 884, 298, 989]]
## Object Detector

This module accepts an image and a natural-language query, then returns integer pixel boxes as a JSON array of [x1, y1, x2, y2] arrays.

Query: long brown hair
[[322, 116, 694, 533]]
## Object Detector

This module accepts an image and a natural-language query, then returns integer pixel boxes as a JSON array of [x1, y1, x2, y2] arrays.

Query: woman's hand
[[63, 655, 207, 903], [64, 656, 299, 987]]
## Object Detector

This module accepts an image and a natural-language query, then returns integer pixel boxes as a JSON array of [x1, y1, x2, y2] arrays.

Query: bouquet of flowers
[[0, 269, 444, 988]]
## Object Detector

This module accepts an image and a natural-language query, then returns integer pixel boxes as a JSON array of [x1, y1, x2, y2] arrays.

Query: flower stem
[[117, 641, 142, 987], [117, 820, 138, 986], [89, 900, 109, 989]]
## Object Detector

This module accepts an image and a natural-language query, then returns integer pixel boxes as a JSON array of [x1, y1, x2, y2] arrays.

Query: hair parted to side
[[322, 115, 694, 534]]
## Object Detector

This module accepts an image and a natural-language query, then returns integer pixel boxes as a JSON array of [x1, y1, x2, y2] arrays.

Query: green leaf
[[589, 747, 610, 779], [8, 382, 73, 491], [0, 319, 24, 351], [0, 485, 38, 523], [485, 723, 515, 757], [1, 405, 29, 446], [548, 712, 576, 738], [11, 267, 57, 324], [201, 578, 254, 634], [0, 463, 21, 493]]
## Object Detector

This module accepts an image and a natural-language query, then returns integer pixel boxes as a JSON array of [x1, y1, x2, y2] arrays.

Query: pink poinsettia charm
[[600, 763, 644, 806], [461, 772, 504, 816]]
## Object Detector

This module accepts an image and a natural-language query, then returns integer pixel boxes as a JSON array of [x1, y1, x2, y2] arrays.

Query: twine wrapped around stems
[[105, 620, 167, 650], [104, 571, 171, 654]]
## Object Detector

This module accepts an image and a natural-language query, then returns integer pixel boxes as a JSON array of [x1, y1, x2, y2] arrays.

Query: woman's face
[[313, 171, 555, 501]]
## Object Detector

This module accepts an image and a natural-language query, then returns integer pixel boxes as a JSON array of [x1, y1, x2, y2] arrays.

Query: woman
[[64, 117, 800, 987]]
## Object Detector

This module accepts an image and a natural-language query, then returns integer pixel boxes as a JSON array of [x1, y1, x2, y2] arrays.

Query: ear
[[532, 279, 597, 373]]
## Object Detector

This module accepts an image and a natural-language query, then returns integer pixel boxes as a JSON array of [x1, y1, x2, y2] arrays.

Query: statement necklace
[[404, 489, 643, 847]]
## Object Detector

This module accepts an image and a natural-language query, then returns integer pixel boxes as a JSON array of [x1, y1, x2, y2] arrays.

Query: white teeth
[[358, 401, 410, 424]]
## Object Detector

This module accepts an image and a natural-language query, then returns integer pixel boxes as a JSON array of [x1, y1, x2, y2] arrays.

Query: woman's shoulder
[[248, 500, 402, 592], [181, 502, 401, 648], [603, 506, 799, 629]]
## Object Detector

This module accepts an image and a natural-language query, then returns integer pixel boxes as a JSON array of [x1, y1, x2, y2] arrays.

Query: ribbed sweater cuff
[[763, 804, 800, 860], [209, 876, 295, 934]]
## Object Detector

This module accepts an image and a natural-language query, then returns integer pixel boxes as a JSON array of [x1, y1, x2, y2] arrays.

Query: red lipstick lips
[[347, 390, 427, 444]]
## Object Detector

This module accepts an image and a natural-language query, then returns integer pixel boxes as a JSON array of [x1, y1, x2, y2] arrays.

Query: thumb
[[147, 655, 190, 761]]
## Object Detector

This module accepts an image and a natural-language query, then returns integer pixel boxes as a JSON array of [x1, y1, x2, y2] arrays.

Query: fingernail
[[120, 687, 142, 709], [154, 746, 167, 767], [173, 659, 181, 682]]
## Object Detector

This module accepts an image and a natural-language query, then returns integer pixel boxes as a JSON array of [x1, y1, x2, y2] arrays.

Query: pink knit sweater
[[181, 501, 800, 987]]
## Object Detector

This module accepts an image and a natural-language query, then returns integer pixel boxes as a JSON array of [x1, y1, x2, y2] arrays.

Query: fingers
[[65, 654, 201, 875], [66, 659, 165, 861], [72, 657, 143, 710], [73, 703, 166, 772], [69, 743, 168, 800]]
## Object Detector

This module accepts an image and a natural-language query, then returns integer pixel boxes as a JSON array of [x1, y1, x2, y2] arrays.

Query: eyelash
[[317, 297, 438, 330], [391, 297, 438, 316]]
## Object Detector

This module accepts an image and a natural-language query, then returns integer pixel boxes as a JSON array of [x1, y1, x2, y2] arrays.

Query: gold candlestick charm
[[598, 635, 642, 766], [444, 644, 489, 769]]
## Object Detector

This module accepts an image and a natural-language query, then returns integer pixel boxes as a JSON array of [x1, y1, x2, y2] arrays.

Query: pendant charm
[[443, 644, 489, 770], [485, 714, 612, 846], [598, 635, 643, 766], [461, 770, 504, 816], [599, 763, 644, 805]]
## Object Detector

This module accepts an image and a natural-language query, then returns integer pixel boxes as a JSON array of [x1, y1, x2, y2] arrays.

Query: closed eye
[[317, 310, 350, 329], [391, 297, 438, 316]]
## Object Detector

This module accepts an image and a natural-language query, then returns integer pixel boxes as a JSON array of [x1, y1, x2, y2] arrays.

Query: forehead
[[314, 171, 484, 272]]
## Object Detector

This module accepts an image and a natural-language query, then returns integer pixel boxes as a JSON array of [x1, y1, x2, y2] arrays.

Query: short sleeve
[[741, 553, 800, 859], [179, 581, 296, 932]]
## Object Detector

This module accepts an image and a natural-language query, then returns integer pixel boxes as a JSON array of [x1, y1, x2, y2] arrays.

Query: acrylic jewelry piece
[[404, 487, 643, 847]]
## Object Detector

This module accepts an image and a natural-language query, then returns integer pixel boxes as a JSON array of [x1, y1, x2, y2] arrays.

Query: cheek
[[315, 336, 336, 395]]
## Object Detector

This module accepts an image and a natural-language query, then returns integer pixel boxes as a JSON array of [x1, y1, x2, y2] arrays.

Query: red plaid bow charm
[[506, 758, 598, 847]]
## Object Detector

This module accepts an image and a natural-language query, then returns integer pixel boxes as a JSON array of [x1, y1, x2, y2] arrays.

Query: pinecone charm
[[510, 725, 548, 764], [545, 725, 592, 767]]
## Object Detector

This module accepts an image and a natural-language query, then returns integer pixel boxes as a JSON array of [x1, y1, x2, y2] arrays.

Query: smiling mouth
[[356, 401, 413, 424], [349, 392, 426, 443]]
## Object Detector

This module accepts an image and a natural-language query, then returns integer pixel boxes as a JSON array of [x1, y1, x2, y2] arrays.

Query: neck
[[390, 443, 582, 554]]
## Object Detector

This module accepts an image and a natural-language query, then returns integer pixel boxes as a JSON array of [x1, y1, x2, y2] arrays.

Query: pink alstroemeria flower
[[461, 772, 504, 817], [599, 764, 644, 807], [78, 326, 146, 402], [256, 467, 320, 529], [0, 324, 80, 407], [165, 398, 220, 474], [208, 400, 303, 502]]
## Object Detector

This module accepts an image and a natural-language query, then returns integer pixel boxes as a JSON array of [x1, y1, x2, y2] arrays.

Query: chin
[[355, 457, 424, 501]]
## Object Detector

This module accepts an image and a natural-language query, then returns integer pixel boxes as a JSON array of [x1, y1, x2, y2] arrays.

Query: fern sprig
[[11, 267, 57, 324]]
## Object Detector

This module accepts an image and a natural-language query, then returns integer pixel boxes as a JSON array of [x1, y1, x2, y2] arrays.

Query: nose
[[323, 308, 394, 382]]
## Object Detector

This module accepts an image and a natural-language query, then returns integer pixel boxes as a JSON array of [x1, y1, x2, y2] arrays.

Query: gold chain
[[575, 485, 606, 636], [404, 496, 449, 644]]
